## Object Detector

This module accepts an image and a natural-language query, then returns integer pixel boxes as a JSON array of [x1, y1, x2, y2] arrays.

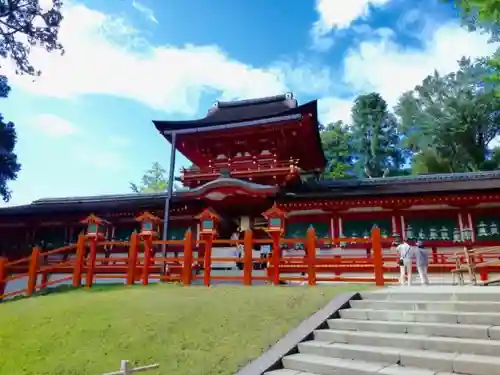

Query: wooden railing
[[5, 227, 500, 301]]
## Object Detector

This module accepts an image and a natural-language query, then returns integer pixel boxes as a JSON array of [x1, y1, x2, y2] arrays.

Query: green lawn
[[0, 283, 369, 375]]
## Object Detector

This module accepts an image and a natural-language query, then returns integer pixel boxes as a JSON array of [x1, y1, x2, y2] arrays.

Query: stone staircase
[[266, 287, 500, 375]]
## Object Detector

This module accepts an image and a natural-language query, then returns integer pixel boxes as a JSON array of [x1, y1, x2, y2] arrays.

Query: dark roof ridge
[[321, 170, 500, 188], [215, 93, 295, 109], [31, 192, 170, 206]]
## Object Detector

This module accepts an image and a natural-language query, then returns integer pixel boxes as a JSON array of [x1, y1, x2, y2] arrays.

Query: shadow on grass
[[1, 283, 134, 304]]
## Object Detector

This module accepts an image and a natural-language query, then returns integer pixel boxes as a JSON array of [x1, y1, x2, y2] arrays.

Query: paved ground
[[6, 268, 495, 297]]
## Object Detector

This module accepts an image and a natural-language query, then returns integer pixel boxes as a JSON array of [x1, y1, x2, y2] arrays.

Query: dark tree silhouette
[[0, 1, 65, 201], [0, 75, 21, 202], [0, 0, 64, 75]]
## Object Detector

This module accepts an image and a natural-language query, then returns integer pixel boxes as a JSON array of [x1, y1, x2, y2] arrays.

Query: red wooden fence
[[3, 226, 494, 301]]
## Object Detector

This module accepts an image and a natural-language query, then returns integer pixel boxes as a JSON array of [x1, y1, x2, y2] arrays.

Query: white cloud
[[318, 97, 354, 125], [311, 0, 392, 50], [32, 114, 78, 137], [315, 21, 498, 125], [342, 23, 499, 106], [132, 0, 159, 24], [2, 4, 330, 117]]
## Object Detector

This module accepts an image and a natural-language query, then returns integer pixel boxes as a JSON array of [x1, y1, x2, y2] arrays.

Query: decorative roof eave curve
[[176, 178, 278, 200]]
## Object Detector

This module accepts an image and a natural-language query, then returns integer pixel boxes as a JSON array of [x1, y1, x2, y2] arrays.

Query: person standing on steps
[[393, 238, 413, 286], [415, 240, 430, 285]]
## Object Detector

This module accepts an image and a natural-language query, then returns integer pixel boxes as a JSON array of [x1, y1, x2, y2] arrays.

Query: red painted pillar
[[243, 230, 253, 286], [182, 230, 193, 286], [271, 231, 281, 285], [142, 236, 152, 286], [372, 226, 384, 287], [432, 247, 438, 264], [72, 234, 85, 288], [203, 234, 213, 287], [0, 256, 7, 299], [27, 247, 40, 297], [306, 227, 317, 286], [86, 238, 98, 288]]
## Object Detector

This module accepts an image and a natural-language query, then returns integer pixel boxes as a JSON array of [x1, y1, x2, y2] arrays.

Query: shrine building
[[1, 93, 500, 260]]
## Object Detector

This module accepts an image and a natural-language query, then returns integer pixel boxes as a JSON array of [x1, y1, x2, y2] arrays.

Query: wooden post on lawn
[[27, 247, 40, 297], [243, 230, 253, 286], [182, 229, 193, 285], [127, 232, 139, 285], [371, 226, 384, 287], [203, 235, 213, 287], [306, 226, 317, 286], [86, 238, 98, 288], [72, 234, 85, 288], [0, 256, 7, 299], [142, 237, 152, 286]]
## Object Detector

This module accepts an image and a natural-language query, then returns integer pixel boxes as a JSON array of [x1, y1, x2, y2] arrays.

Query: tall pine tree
[[350, 93, 404, 178]]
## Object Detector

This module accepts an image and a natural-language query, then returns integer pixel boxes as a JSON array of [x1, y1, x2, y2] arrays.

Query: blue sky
[[1, 0, 498, 206]]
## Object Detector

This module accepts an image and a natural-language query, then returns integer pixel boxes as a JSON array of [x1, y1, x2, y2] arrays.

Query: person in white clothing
[[414, 241, 430, 285], [393, 238, 413, 286]]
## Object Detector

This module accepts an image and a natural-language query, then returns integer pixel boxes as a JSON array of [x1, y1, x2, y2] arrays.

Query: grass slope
[[0, 284, 368, 375]]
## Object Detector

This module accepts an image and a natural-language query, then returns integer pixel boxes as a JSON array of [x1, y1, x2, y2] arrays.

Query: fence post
[[306, 226, 317, 286], [27, 247, 40, 297], [86, 238, 98, 288], [371, 226, 384, 287], [127, 232, 139, 285], [0, 256, 7, 299], [203, 235, 213, 287], [72, 234, 85, 287], [432, 247, 438, 263], [271, 232, 281, 285], [142, 237, 152, 286], [182, 229, 193, 285], [243, 230, 253, 286]]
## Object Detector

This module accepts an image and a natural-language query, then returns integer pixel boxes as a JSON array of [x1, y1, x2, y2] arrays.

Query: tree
[[396, 57, 500, 173], [0, 76, 21, 202], [451, 0, 500, 92], [0, 0, 64, 75], [320, 120, 355, 179], [130, 162, 169, 193], [350, 93, 405, 178]]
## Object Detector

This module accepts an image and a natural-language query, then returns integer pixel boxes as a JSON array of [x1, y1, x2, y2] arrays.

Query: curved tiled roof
[[153, 93, 299, 131], [178, 178, 278, 198], [319, 170, 500, 189]]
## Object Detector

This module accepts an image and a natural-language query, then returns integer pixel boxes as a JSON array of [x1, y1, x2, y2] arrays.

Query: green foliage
[[450, 0, 500, 93], [130, 162, 168, 193], [320, 121, 354, 179], [0, 284, 363, 375], [0, 0, 64, 76], [0, 76, 20, 202], [396, 58, 500, 173], [350, 93, 404, 178]]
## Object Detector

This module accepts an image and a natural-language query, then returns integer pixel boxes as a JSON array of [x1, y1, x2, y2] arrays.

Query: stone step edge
[[342, 307, 500, 317], [352, 300, 500, 306], [326, 318, 500, 339], [328, 318, 494, 329], [282, 352, 448, 375], [300, 340, 500, 363], [314, 328, 500, 346], [265, 369, 320, 375], [360, 291, 500, 298]]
